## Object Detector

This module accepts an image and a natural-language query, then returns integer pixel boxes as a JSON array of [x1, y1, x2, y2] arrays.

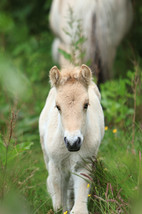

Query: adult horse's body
[[39, 65, 104, 213], [49, 0, 133, 83]]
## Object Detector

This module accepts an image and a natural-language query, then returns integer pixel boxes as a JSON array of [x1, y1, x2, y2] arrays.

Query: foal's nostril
[[64, 137, 67, 143], [64, 137, 70, 147], [76, 137, 81, 146]]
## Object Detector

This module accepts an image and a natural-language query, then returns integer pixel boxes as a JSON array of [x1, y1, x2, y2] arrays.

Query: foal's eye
[[56, 105, 61, 111], [84, 103, 89, 110]]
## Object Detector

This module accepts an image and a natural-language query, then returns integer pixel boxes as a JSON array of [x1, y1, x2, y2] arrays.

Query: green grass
[[0, 133, 52, 214], [88, 127, 142, 213]]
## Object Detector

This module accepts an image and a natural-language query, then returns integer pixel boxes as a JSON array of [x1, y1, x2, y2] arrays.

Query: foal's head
[[50, 64, 92, 152]]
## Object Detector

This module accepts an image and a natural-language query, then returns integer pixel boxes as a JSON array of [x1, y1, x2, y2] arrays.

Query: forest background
[[0, 0, 142, 213]]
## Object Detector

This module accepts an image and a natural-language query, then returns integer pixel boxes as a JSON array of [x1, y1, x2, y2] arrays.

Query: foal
[[39, 64, 104, 213]]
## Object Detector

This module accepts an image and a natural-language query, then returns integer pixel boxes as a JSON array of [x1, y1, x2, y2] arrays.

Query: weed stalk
[[0, 109, 17, 199], [131, 62, 139, 154], [61, 6, 86, 66]]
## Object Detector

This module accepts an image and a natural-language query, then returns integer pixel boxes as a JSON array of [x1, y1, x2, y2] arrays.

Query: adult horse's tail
[[90, 0, 133, 84]]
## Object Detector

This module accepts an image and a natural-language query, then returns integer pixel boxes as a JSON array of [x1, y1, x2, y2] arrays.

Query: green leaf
[[0, 133, 33, 165], [58, 48, 72, 61], [0, 13, 14, 33]]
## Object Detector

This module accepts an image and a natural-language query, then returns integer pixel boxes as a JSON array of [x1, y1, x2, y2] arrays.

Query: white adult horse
[[39, 64, 104, 213], [49, 0, 133, 84]]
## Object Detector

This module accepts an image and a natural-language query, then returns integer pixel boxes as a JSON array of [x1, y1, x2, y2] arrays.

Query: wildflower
[[113, 129, 117, 133], [88, 194, 91, 197], [64, 211, 68, 214], [105, 126, 108, 131], [87, 183, 90, 188]]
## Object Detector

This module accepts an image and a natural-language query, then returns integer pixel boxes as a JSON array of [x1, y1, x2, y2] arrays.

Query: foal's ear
[[80, 64, 92, 86], [50, 66, 60, 87]]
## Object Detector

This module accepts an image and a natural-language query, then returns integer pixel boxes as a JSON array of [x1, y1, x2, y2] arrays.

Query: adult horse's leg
[[71, 168, 90, 214], [47, 161, 62, 211]]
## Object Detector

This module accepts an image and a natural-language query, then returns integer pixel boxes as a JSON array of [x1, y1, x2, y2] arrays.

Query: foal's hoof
[[70, 208, 88, 214]]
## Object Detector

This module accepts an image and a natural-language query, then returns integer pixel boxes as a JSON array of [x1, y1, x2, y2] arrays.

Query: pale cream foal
[[39, 64, 104, 213]]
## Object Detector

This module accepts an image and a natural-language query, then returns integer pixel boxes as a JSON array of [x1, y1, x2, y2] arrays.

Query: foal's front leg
[[70, 169, 90, 214], [47, 160, 62, 211]]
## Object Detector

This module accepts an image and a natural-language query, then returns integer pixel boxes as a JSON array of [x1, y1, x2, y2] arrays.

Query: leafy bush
[[100, 67, 142, 127], [101, 77, 133, 127]]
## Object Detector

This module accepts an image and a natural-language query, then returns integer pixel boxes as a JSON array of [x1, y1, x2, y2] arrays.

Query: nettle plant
[[58, 7, 87, 66]]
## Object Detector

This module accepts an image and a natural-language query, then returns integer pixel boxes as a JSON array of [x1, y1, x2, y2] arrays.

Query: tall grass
[[88, 127, 142, 213], [0, 107, 52, 214]]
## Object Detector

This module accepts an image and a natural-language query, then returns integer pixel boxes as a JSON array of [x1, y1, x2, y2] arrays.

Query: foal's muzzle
[[64, 137, 81, 152]]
